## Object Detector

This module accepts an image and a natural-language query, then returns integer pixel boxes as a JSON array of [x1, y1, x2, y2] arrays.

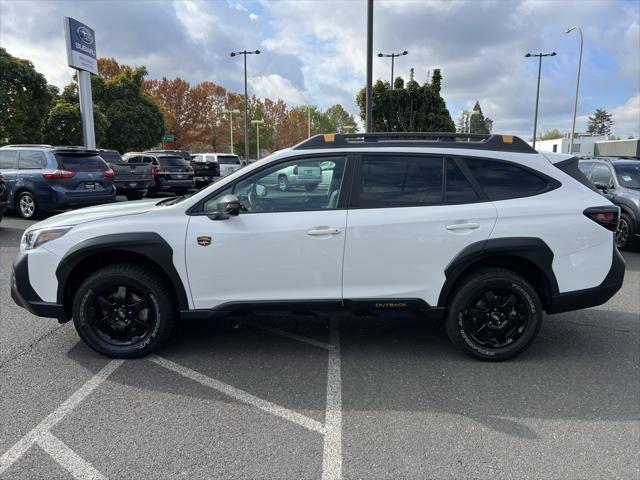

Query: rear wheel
[[616, 213, 637, 250], [72, 264, 175, 358], [278, 175, 289, 191], [445, 268, 543, 361], [16, 191, 39, 219]]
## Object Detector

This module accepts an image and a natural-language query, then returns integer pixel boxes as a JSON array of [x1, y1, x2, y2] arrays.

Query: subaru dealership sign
[[64, 17, 97, 74]]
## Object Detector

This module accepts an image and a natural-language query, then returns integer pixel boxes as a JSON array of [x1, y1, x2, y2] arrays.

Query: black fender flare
[[437, 237, 559, 307], [55, 232, 190, 310]]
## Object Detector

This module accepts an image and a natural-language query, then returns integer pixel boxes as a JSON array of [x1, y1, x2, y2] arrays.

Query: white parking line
[[149, 354, 327, 434], [322, 318, 342, 480], [245, 320, 333, 350], [0, 359, 123, 477], [36, 431, 106, 480]]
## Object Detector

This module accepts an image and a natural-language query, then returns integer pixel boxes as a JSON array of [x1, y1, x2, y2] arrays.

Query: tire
[[125, 190, 145, 201], [278, 175, 289, 192], [16, 191, 39, 219], [616, 213, 637, 251], [304, 184, 318, 192], [72, 263, 175, 358], [445, 268, 543, 361]]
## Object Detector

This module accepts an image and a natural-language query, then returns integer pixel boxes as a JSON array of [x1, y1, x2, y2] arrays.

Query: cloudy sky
[[1, 0, 638, 138]]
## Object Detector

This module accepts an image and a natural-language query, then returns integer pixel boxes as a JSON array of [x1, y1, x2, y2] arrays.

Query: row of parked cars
[[0, 145, 242, 220]]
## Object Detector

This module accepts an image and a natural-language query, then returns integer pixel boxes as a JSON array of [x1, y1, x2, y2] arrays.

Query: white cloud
[[611, 94, 640, 138], [249, 74, 307, 105]]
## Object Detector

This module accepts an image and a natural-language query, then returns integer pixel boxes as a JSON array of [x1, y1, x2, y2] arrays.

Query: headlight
[[21, 227, 73, 251]]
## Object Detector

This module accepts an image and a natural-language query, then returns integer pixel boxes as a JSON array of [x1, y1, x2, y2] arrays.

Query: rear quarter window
[[463, 158, 555, 201], [18, 150, 47, 169]]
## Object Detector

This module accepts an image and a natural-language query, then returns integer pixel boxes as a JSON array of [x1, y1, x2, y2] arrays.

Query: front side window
[[0, 150, 18, 169], [18, 150, 47, 169], [358, 155, 443, 208], [464, 158, 551, 201], [590, 164, 613, 188], [202, 156, 346, 213]]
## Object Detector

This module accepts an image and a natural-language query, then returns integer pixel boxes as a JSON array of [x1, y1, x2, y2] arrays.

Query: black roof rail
[[292, 132, 536, 154]]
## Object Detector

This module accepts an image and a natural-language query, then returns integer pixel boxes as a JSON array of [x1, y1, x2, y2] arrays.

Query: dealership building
[[531, 133, 640, 158]]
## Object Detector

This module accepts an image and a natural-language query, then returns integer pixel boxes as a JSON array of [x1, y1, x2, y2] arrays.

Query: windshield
[[158, 157, 190, 167], [614, 164, 640, 189], [55, 153, 109, 171], [218, 155, 240, 165]]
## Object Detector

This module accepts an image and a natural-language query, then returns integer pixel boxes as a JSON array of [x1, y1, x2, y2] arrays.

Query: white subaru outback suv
[[11, 133, 625, 361]]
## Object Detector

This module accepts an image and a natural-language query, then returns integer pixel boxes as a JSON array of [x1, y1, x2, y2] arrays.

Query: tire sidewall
[[17, 192, 36, 219], [617, 214, 634, 250], [73, 270, 172, 358], [447, 272, 543, 361]]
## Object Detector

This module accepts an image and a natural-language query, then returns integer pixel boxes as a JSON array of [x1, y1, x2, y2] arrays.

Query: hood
[[29, 199, 160, 230]]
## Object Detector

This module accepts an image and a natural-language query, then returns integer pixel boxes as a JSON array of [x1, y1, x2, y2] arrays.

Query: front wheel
[[278, 175, 289, 192], [445, 268, 543, 361], [72, 263, 175, 358], [17, 191, 39, 219], [616, 213, 637, 250]]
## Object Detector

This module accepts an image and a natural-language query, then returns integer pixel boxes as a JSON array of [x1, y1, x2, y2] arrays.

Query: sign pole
[[77, 70, 96, 149]]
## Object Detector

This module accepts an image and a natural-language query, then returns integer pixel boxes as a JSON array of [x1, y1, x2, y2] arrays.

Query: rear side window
[[18, 151, 47, 169], [55, 154, 108, 171], [463, 158, 552, 201], [359, 155, 443, 208], [0, 150, 18, 169], [218, 155, 241, 165], [445, 159, 479, 204]]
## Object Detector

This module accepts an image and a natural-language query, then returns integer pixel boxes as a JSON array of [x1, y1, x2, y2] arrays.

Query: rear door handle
[[307, 227, 341, 236], [446, 222, 480, 231]]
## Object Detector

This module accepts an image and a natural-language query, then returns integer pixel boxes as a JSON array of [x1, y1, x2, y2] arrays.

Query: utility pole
[[230, 49, 260, 159], [377, 50, 408, 88], [252, 119, 264, 160], [365, 0, 373, 132], [566, 26, 583, 154], [221, 107, 240, 154], [525, 51, 556, 149]]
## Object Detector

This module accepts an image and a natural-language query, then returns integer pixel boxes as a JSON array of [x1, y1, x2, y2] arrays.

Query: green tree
[[540, 129, 564, 140], [0, 48, 54, 143], [469, 101, 492, 134], [356, 69, 455, 133], [43, 102, 108, 146], [587, 108, 614, 135]]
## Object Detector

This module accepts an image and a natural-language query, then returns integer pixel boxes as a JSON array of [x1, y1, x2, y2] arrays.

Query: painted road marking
[[246, 320, 333, 351], [0, 359, 123, 477], [149, 354, 326, 434], [36, 431, 106, 480], [322, 318, 342, 480]]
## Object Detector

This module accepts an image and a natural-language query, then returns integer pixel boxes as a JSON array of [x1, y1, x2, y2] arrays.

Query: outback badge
[[197, 236, 212, 247]]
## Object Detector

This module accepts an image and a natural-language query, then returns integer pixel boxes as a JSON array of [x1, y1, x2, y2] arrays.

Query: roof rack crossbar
[[293, 132, 536, 154]]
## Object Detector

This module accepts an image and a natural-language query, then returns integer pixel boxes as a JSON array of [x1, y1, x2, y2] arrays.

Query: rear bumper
[[114, 181, 152, 191], [11, 251, 65, 320], [154, 179, 194, 190], [54, 188, 117, 209], [548, 242, 625, 314]]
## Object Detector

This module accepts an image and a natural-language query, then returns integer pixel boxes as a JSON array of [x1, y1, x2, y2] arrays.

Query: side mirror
[[208, 194, 240, 220], [593, 182, 609, 192]]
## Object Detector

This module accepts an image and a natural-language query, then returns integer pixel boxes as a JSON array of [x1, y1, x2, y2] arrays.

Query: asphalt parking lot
[[1, 210, 638, 479]]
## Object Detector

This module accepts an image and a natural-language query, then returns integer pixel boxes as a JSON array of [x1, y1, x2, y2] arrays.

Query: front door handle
[[446, 222, 480, 231], [307, 227, 341, 236]]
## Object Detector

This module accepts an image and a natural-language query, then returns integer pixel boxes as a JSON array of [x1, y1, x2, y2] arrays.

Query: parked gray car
[[579, 158, 640, 250]]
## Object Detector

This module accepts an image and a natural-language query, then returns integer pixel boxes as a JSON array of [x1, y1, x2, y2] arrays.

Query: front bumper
[[548, 242, 625, 314], [11, 251, 65, 320]]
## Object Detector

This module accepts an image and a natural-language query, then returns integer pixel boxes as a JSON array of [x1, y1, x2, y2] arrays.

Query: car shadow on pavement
[[63, 306, 639, 440]]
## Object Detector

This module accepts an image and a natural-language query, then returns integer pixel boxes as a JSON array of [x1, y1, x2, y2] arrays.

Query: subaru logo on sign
[[77, 26, 94, 45]]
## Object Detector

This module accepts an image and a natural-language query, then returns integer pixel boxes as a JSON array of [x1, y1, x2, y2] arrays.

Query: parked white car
[[12, 133, 624, 361], [192, 153, 242, 177]]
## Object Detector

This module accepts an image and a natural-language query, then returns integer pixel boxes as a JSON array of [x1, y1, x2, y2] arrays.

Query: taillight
[[293, 166, 298, 175], [584, 206, 620, 232], [42, 170, 76, 180], [102, 168, 114, 178]]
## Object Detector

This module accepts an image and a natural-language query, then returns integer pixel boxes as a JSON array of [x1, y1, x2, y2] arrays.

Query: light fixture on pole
[[566, 26, 583, 154], [525, 51, 557, 149], [230, 49, 260, 160], [377, 50, 408, 88], [251, 119, 264, 160], [221, 107, 240, 154]]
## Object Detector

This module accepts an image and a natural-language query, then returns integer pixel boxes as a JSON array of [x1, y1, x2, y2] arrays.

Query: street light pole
[[377, 50, 408, 88], [566, 26, 583, 154], [221, 107, 240, 154], [365, 0, 373, 132], [252, 119, 264, 160], [525, 51, 557, 149], [230, 49, 260, 160]]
